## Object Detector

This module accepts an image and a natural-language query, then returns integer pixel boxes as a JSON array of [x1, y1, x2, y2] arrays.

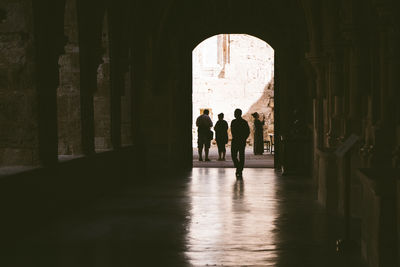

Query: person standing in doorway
[[230, 108, 250, 178], [214, 113, 228, 161], [196, 109, 213, 161], [252, 112, 265, 155]]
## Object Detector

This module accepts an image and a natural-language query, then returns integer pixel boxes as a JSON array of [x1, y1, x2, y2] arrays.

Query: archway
[[192, 34, 275, 168]]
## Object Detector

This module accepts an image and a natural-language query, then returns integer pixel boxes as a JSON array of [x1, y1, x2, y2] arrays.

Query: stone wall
[[57, 0, 82, 156], [192, 34, 274, 146], [0, 0, 39, 166], [94, 12, 112, 152], [121, 70, 132, 146], [303, 2, 400, 265], [242, 79, 274, 145]]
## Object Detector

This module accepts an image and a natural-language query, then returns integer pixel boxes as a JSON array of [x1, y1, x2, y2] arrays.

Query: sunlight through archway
[[192, 34, 275, 166]]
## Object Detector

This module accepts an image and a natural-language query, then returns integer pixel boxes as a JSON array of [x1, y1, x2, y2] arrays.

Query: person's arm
[[207, 116, 213, 127], [230, 121, 235, 136], [223, 121, 228, 131], [245, 121, 250, 139]]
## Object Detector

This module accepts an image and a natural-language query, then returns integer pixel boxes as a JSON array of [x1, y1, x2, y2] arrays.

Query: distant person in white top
[[196, 109, 213, 161]]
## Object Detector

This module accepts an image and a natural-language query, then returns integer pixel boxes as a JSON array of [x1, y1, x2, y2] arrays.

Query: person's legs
[[231, 144, 239, 175], [198, 148, 203, 161], [197, 140, 203, 161], [204, 140, 211, 161], [216, 141, 222, 160], [231, 145, 238, 166], [222, 146, 226, 160], [238, 145, 245, 175]]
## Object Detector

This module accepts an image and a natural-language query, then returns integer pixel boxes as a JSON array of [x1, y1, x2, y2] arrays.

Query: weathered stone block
[[316, 149, 338, 210], [359, 169, 398, 267]]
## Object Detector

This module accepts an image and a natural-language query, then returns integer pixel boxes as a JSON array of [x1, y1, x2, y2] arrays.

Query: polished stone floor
[[7, 168, 366, 266], [193, 147, 274, 168]]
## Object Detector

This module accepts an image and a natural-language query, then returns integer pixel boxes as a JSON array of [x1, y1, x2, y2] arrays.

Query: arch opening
[[192, 34, 275, 168]]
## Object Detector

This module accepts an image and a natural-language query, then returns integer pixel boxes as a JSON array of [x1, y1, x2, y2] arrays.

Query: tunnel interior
[[0, 1, 399, 266]]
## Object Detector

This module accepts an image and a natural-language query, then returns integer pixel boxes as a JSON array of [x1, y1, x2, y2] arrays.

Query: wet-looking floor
[[8, 168, 366, 266]]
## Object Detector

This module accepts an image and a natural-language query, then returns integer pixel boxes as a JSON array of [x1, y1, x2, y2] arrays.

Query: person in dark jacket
[[214, 113, 228, 161], [196, 109, 213, 161], [252, 112, 265, 155], [230, 108, 250, 178]]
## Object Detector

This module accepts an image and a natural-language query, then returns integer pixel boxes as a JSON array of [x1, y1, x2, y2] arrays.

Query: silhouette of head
[[203, 109, 209, 115], [252, 112, 259, 119], [218, 113, 224, 120], [234, 108, 242, 119]]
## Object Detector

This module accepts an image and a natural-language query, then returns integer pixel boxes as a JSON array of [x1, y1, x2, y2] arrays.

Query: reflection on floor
[[193, 147, 274, 168], [7, 168, 366, 266]]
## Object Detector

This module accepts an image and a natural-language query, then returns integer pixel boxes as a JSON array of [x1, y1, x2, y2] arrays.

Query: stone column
[[326, 47, 345, 148], [0, 1, 40, 166], [387, 27, 400, 169], [322, 0, 341, 149], [392, 25, 400, 168], [108, 8, 122, 150], [79, 61, 96, 155], [121, 67, 132, 146], [348, 47, 362, 127], [33, 1, 66, 166], [357, 5, 399, 266], [369, 5, 396, 169], [307, 55, 327, 149], [76, 1, 104, 155], [57, 0, 82, 156], [306, 55, 327, 184], [94, 12, 112, 152]]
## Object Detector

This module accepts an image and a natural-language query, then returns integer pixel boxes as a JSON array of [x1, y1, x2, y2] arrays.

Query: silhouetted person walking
[[214, 113, 228, 161], [230, 108, 250, 177], [196, 109, 213, 161], [252, 112, 265, 155]]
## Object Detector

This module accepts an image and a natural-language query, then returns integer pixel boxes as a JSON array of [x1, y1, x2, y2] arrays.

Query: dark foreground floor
[[6, 168, 366, 266]]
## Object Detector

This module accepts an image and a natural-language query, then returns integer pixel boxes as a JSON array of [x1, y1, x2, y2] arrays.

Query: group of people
[[196, 108, 265, 178]]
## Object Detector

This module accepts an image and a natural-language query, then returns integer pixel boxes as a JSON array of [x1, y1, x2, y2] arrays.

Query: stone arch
[[119, 1, 310, 171], [190, 32, 281, 165], [184, 16, 309, 169], [190, 31, 280, 56], [299, 0, 322, 56]]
